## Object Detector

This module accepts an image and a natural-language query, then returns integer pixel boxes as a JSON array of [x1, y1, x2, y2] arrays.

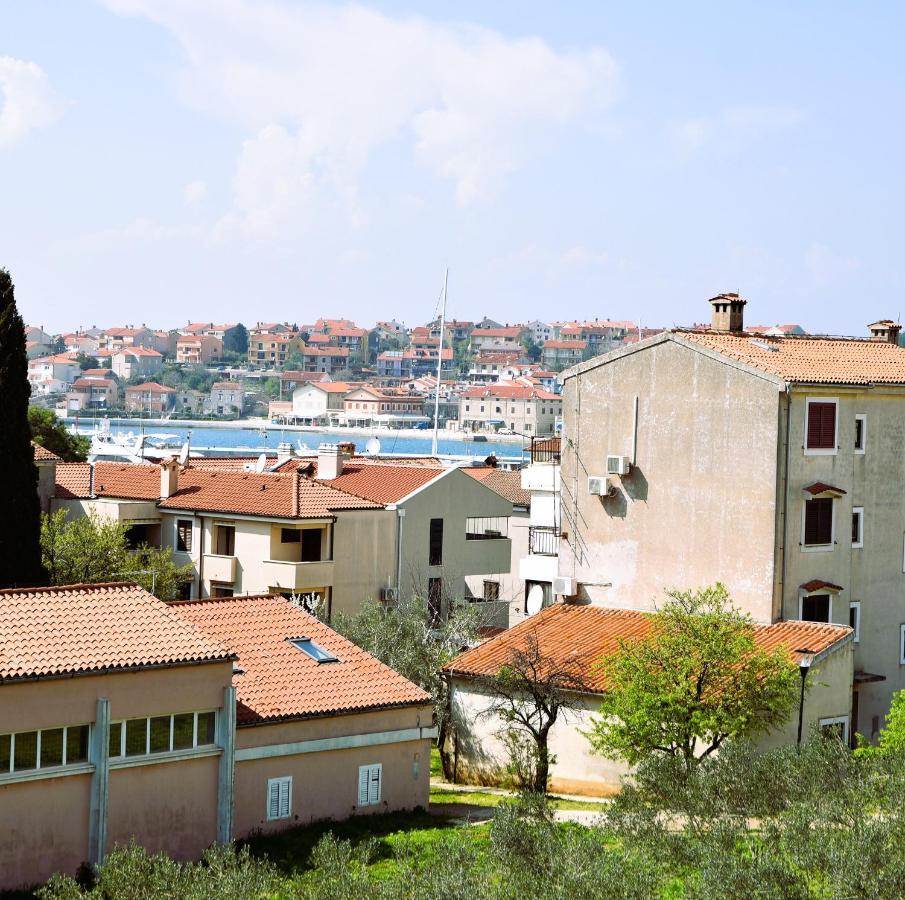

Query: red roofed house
[[443, 603, 854, 795], [0, 583, 433, 891], [541, 339, 588, 371], [469, 326, 527, 356], [111, 347, 163, 380], [342, 386, 426, 426], [289, 381, 352, 425], [458, 384, 562, 434], [176, 334, 223, 365], [124, 382, 176, 414], [556, 292, 905, 743]]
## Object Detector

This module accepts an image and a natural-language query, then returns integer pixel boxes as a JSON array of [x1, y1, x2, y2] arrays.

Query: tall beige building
[[558, 294, 905, 742]]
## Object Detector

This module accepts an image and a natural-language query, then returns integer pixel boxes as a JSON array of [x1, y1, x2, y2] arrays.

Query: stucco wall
[[559, 339, 781, 622], [331, 508, 397, 618]]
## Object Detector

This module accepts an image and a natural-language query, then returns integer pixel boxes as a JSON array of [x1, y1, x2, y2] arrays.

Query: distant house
[[209, 382, 244, 416], [98, 327, 156, 353], [66, 376, 119, 412], [111, 347, 163, 380], [469, 327, 526, 355], [458, 384, 562, 434], [279, 370, 332, 392], [290, 382, 351, 425], [342, 386, 426, 426], [299, 346, 350, 374], [542, 340, 587, 370], [28, 354, 80, 395], [246, 332, 304, 367], [125, 382, 176, 414], [468, 353, 525, 383], [175, 388, 206, 415], [176, 334, 223, 365]]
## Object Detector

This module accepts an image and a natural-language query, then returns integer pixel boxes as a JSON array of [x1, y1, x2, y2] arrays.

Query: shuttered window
[[266, 776, 292, 820], [804, 498, 834, 546], [176, 520, 193, 552], [358, 763, 382, 806], [806, 402, 837, 450], [429, 519, 443, 566]]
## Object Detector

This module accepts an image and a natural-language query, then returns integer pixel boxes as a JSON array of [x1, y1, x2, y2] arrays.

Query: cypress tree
[[0, 268, 45, 587]]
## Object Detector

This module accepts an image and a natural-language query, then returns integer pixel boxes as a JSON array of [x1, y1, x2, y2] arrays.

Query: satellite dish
[[255, 453, 267, 473], [365, 437, 381, 456], [178, 443, 190, 465], [526, 584, 544, 616]]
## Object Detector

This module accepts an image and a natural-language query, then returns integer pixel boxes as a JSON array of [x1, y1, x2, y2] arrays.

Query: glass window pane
[[149, 716, 171, 753], [0, 734, 10, 772], [172, 713, 194, 751], [109, 722, 122, 758], [40, 728, 64, 768], [196, 712, 215, 746], [13, 732, 38, 771], [125, 719, 148, 756], [67, 725, 89, 764]]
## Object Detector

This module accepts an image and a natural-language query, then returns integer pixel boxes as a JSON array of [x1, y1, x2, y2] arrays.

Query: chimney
[[276, 441, 293, 466], [316, 444, 343, 480], [868, 320, 901, 345], [708, 292, 747, 333], [159, 457, 180, 498]]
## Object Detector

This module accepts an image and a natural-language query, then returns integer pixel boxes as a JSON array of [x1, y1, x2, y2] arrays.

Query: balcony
[[529, 436, 561, 464], [262, 559, 334, 591], [203, 554, 236, 583], [528, 526, 561, 556]]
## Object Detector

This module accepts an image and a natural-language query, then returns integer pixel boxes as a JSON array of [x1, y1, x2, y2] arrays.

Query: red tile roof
[[800, 580, 844, 593], [56, 461, 161, 500], [464, 468, 530, 506], [462, 384, 561, 400], [313, 462, 443, 504], [804, 482, 846, 496], [126, 382, 175, 393], [544, 340, 587, 350], [171, 594, 430, 724], [472, 327, 525, 339], [32, 441, 60, 461], [444, 603, 852, 693], [681, 331, 905, 385], [0, 582, 232, 682]]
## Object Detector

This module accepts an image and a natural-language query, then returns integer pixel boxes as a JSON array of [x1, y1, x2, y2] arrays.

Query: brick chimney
[[868, 320, 902, 345], [316, 444, 343, 480], [708, 292, 747, 333], [159, 457, 180, 499]]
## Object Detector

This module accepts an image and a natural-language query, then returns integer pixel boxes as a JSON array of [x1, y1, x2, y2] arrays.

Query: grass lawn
[[429, 786, 608, 813]]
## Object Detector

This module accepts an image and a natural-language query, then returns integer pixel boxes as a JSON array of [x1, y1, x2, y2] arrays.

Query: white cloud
[[670, 104, 802, 157], [0, 56, 64, 148], [103, 0, 617, 231], [183, 179, 207, 207]]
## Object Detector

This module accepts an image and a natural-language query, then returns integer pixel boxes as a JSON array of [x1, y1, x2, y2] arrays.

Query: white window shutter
[[279, 778, 291, 818], [267, 777, 291, 820], [358, 765, 370, 805], [268, 779, 281, 819], [369, 765, 381, 805]]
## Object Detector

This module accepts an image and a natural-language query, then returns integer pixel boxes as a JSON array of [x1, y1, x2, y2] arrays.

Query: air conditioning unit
[[588, 475, 615, 497], [553, 576, 576, 597], [606, 454, 632, 476], [380, 587, 398, 602]]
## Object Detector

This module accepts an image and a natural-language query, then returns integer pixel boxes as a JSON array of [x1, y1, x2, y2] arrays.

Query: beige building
[[458, 384, 562, 434], [176, 334, 223, 365], [289, 381, 350, 425], [111, 347, 163, 380], [247, 332, 305, 367], [0, 583, 433, 892], [124, 382, 176, 414], [444, 604, 853, 795], [557, 294, 905, 741]]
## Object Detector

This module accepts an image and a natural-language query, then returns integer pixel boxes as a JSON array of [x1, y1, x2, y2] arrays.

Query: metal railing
[[529, 436, 561, 464], [528, 526, 561, 556]]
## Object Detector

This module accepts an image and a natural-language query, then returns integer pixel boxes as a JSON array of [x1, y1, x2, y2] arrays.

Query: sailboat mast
[[431, 267, 448, 457]]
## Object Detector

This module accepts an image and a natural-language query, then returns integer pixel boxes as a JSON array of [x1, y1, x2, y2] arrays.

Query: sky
[[3, 1, 904, 335]]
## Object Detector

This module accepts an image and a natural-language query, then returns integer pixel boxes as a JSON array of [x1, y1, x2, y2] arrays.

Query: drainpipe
[[88, 698, 110, 867], [396, 508, 406, 597]]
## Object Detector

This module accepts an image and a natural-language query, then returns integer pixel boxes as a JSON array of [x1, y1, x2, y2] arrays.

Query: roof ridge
[[0, 580, 137, 596]]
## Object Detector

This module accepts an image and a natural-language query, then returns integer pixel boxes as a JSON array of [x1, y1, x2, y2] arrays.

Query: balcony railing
[[465, 517, 509, 540], [528, 526, 561, 556], [530, 436, 561, 464]]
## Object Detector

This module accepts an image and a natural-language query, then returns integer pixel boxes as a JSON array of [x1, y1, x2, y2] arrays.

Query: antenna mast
[[431, 267, 448, 457]]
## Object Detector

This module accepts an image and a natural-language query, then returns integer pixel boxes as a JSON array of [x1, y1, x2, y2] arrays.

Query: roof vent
[[750, 339, 780, 353], [708, 292, 747, 333]]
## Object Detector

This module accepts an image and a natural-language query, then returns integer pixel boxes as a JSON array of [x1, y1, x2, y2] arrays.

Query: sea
[[67, 418, 525, 462]]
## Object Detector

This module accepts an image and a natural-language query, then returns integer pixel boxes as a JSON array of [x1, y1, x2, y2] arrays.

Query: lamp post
[[796, 654, 813, 748]]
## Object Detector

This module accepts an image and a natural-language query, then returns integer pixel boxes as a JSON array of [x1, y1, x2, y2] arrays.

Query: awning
[[854, 671, 887, 684], [800, 579, 844, 594], [803, 482, 847, 498]]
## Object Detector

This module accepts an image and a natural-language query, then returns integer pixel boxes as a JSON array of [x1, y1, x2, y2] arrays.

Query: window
[[805, 399, 837, 452], [803, 498, 834, 547], [429, 518, 443, 566], [901, 624, 905, 665], [819, 716, 850, 743], [852, 507, 864, 548], [428, 578, 443, 625], [301, 529, 322, 563], [290, 637, 338, 663], [466, 517, 508, 540], [267, 776, 292, 820], [801, 594, 831, 624], [854, 414, 866, 453], [849, 601, 861, 643], [0, 724, 90, 775], [108, 711, 216, 758], [215, 524, 235, 556], [483, 581, 500, 601], [281, 528, 301, 543], [358, 763, 382, 806], [176, 519, 193, 552], [211, 584, 234, 598]]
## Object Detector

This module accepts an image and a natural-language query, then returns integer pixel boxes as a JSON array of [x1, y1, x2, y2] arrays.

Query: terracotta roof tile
[[800, 580, 844, 593], [171, 595, 430, 724], [32, 441, 60, 461], [681, 331, 905, 385], [804, 482, 846, 496], [0, 582, 232, 682], [312, 462, 443, 504], [55, 461, 160, 500], [444, 604, 852, 693], [464, 468, 530, 506]]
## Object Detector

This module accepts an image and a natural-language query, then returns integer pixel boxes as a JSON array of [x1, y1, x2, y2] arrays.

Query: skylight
[[289, 637, 338, 663]]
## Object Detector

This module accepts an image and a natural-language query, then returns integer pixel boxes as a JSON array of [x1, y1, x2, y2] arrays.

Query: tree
[[332, 594, 482, 780], [41, 509, 192, 599], [76, 352, 99, 370], [0, 268, 45, 588], [520, 335, 542, 362], [476, 631, 594, 793], [223, 323, 248, 355], [856, 689, 905, 756], [588, 584, 798, 770], [28, 406, 90, 461]]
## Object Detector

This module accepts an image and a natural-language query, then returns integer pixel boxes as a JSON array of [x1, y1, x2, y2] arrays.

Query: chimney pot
[[708, 292, 747, 333], [868, 320, 901, 345], [316, 444, 343, 480]]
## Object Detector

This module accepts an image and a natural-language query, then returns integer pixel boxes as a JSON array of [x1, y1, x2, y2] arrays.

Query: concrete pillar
[[88, 698, 110, 867], [217, 685, 237, 844]]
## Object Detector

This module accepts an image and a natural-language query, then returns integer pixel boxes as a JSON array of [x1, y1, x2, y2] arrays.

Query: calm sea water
[[69, 419, 524, 461]]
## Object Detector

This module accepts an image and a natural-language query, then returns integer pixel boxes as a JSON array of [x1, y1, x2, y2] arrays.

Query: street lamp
[[796, 652, 814, 748]]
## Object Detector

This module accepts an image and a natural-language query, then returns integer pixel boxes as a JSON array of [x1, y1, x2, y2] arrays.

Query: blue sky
[[3, 1, 903, 334]]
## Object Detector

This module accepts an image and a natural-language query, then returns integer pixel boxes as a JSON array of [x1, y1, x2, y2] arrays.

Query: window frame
[[176, 518, 194, 553], [849, 601, 861, 643], [818, 716, 850, 744], [854, 413, 866, 454], [799, 592, 832, 624], [852, 506, 864, 549], [289, 637, 338, 663], [801, 497, 835, 551], [482, 580, 501, 601], [108, 710, 217, 760], [0, 723, 91, 777], [429, 517, 443, 567], [804, 397, 839, 455], [266, 776, 292, 821], [900, 624, 905, 665], [357, 763, 382, 806]]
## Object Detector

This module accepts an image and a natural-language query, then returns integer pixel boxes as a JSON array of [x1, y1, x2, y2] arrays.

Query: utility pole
[[431, 268, 448, 457]]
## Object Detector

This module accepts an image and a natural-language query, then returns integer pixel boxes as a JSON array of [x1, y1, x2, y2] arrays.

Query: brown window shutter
[[807, 402, 836, 449], [805, 498, 833, 545]]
